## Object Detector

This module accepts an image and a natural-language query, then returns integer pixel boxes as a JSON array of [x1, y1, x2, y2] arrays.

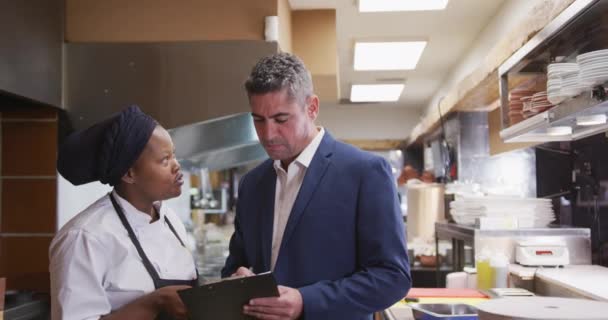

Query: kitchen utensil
[[407, 288, 487, 299], [410, 303, 478, 320]]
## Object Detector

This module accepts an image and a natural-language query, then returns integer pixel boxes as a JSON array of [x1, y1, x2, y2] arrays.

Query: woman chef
[[50, 105, 197, 320]]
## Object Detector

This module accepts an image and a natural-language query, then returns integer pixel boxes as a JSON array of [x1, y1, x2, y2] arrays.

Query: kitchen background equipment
[[515, 241, 570, 266], [2, 290, 49, 320], [476, 297, 608, 320], [0, 278, 4, 318], [489, 288, 535, 297], [406, 182, 445, 243], [410, 303, 478, 320]]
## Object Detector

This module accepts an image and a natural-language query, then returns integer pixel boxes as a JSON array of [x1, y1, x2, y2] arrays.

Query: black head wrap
[[57, 105, 157, 186]]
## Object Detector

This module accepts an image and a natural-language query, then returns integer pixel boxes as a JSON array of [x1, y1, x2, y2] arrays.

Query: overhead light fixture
[[576, 114, 607, 126], [354, 41, 427, 71], [350, 84, 404, 102], [546, 126, 572, 136], [359, 0, 449, 12]]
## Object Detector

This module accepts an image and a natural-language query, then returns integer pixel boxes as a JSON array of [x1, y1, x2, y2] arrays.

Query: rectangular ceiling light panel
[[354, 41, 427, 71], [350, 84, 404, 102], [359, 0, 449, 12]]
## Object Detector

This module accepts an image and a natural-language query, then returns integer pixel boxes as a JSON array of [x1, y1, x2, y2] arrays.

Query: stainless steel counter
[[435, 222, 592, 274]]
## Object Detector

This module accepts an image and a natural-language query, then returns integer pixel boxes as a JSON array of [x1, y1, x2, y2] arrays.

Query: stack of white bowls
[[547, 63, 580, 104], [577, 49, 608, 87]]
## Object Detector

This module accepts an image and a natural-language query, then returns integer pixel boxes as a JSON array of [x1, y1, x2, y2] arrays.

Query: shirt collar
[[111, 190, 165, 227], [273, 127, 325, 171]]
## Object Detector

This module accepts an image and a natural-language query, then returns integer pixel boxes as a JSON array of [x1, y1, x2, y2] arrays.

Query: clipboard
[[178, 272, 280, 320]]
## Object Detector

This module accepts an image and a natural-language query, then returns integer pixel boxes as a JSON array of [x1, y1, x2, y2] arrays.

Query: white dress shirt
[[270, 127, 325, 270], [49, 191, 197, 320]]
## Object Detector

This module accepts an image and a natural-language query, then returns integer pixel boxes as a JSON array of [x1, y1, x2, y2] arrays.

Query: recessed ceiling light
[[359, 0, 449, 12], [350, 84, 404, 102], [354, 42, 427, 71]]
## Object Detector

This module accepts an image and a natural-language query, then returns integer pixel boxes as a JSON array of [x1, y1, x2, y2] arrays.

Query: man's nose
[[260, 122, 276, 141]]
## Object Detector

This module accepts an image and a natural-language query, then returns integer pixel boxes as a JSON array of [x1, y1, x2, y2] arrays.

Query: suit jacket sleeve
[[221, 175, 249, 278], [298, 157, 411, 318]]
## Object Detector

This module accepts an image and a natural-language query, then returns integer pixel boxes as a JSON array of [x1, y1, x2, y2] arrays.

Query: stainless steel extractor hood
[[63, 40, 277, 170], [169, 112, 267, 171]]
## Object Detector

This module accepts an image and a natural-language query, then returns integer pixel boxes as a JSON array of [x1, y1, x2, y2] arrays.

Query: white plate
[[579, 64, 608, 72], [547, 96, 567, 105], [563, 74, 579, 79], [580, 71, 608, 78], [580, 77, 608, 86], [578, 56, 608, 64], [578, 56, 608, 63], [577, 49, 608, 61], [580, 73, 608, 80], [579, 58, 608, 64], [548, 63, 579, 71], [562, 90, 583, 97]]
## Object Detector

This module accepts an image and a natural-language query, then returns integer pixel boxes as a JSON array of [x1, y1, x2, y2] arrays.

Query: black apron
[[110, 193, 198, 320]]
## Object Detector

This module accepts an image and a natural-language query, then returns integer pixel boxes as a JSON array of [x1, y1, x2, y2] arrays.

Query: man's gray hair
[[244, 52, 313, 106]]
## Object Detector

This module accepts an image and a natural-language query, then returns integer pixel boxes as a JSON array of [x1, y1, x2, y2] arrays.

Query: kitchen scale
[[515, 241, 570, 267]]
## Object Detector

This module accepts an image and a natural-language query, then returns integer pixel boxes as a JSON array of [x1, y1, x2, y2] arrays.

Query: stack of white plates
[[547, 63, 579, 104], [450, 196, 555, 228], [562, 72, 587, 97], [577, 49, 608, 87], [547, 62, 578, 76]]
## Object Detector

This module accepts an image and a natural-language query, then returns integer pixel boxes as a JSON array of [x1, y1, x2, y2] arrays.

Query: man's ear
[[307, 95, 319, 120], [121, 168, 136, 185]]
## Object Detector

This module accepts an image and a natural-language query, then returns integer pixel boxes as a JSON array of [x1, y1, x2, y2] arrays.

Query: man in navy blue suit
[[222, 52, 411, 320]]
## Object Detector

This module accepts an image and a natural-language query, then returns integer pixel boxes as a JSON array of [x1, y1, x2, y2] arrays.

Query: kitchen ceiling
[[289, 0, 506, 110]]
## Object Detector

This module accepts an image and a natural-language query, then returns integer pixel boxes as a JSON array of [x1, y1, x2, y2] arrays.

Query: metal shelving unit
[[499, 0, 608, 142], [434, 222, 475, 286]]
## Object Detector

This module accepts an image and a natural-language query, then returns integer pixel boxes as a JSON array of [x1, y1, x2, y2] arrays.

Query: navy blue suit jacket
[[222, 132, 411, 319]]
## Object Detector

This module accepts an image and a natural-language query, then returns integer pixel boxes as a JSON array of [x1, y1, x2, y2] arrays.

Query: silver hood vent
[[169, 112, 267, 171], [63, 41, 277, 171]]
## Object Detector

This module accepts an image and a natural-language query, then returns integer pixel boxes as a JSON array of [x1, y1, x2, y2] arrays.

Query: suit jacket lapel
[[258, 161, 276, 272], [279, 133, 334, 253]]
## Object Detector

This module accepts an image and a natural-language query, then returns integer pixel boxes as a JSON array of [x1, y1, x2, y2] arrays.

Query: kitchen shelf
[[501, 86, 608, 142], [498, 0, 608, 142]]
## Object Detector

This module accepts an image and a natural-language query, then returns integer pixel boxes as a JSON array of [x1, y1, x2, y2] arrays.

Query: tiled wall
[[0, 100, 58, 292], [420, 112, 537, 197]]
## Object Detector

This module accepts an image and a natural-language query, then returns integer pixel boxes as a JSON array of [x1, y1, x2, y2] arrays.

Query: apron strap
[[164, 212, 200, 281], [110, 193, 199, 289], [110, 193, 163, 288], [164, 216, 186, 247]]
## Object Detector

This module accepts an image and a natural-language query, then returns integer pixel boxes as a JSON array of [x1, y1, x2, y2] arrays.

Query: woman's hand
[[100, 285, 192, 320], [154, 285, 192, 320], [231, 266, 255, 277]]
